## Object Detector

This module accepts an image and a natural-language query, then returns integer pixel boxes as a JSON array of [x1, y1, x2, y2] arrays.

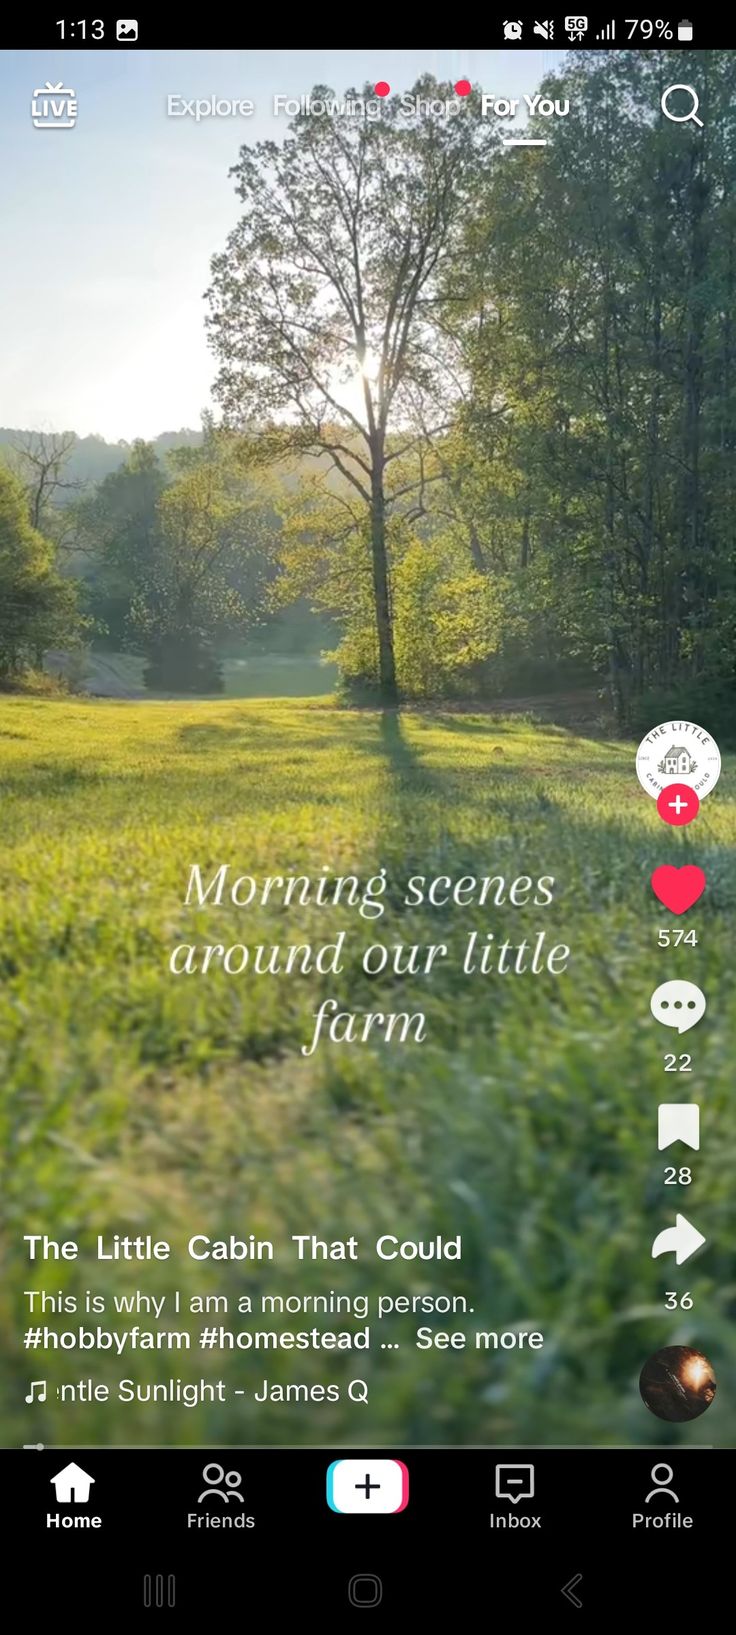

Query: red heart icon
[[651, 865, 706, 914]]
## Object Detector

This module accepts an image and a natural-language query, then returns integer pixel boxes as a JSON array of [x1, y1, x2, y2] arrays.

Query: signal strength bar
[[595, 19, 616, 39]]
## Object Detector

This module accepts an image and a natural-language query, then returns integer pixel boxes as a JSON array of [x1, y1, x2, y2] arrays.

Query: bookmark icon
[[658, 1105, 700, 1151]]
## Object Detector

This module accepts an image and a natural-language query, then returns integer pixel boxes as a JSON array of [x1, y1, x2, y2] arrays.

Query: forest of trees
[[1, 52, 734, 729]]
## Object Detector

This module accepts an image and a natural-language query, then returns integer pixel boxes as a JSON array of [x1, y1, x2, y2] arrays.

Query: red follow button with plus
[[656, 783, 700, 826]]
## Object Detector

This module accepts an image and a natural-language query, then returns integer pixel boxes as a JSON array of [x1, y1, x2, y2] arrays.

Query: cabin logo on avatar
[[658, 744, 697, 778]]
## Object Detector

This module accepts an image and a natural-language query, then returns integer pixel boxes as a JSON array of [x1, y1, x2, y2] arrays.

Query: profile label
[[636, 720, 721, 799]]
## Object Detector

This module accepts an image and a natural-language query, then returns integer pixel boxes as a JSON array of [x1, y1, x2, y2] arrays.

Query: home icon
[[50, 1462, 95, 1503]]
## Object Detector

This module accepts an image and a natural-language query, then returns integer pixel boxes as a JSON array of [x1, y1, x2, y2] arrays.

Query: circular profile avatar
[[639, 1345, 716, 1423], [636, 720, 721, 800]]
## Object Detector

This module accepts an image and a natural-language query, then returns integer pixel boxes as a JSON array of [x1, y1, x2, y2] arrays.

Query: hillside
[[0, 427, 202, 489]]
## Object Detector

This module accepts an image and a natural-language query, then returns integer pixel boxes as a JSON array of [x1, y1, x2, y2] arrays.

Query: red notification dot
[[656, 782, 700, 827], [374, 81, 391, 97], [455, 79, 472, 96]]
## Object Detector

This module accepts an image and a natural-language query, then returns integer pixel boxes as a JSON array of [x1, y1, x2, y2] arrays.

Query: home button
[[348, 1573, 383, 1607]]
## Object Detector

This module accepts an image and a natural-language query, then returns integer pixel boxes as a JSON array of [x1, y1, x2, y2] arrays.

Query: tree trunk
[[520, 505, 530, 570], [370, 467, 398, 702], [468, 520, 486, 573]]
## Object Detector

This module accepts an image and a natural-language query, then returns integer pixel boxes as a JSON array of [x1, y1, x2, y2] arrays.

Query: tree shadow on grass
[[379, 708, 424, 774], [370, 710, 629, 805], [176, 712, 373, 759], [425, 708, 632, 757], [368, 710, 452, 871], [424, 712, 533, 737], [372, 709, 452, 807]]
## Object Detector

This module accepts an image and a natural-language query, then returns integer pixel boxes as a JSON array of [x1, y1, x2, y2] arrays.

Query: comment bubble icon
[[650, 980, 706, 1033]]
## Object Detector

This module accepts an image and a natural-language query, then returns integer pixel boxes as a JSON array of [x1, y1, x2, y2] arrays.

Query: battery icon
[[677, 19, 693, 39]]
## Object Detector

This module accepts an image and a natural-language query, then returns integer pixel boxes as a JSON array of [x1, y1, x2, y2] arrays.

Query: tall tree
[[207, 79, 495, 701]]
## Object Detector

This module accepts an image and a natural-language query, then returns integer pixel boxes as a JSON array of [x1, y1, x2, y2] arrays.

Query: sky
[[0, 49, 562, 442]]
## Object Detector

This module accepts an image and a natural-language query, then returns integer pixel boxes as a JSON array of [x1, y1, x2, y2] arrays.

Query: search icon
[[661, 84, 703, 127]]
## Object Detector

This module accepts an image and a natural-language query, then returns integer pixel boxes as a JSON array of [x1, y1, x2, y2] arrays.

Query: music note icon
[[25, 1380, 47, 1404]]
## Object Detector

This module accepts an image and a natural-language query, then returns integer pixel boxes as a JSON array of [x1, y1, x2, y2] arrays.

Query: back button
[[561, 1573, 583, 1609]]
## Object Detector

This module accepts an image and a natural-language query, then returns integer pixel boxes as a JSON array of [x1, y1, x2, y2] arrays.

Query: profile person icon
[[197, 1462, 244, 1503], [645, 1462, 679, 1505]]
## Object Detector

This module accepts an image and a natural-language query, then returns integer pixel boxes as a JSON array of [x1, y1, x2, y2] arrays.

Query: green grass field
[[1, 694, 734, 1448]]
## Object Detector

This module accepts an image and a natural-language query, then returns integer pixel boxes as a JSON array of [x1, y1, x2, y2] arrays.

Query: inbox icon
[[327, 1459, 409, 1514], [495, 1463, 535, 1504]]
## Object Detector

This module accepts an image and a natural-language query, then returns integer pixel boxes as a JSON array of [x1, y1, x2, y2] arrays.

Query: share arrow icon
[[651, 1214, 706, 1265]]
